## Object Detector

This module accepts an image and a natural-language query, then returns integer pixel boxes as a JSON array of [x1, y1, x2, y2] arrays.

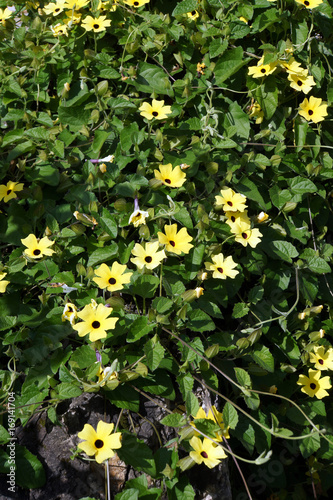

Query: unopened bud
[[309, 329, 325, 342], [182, 288, 203, 303], [114, 198, 128, 212]]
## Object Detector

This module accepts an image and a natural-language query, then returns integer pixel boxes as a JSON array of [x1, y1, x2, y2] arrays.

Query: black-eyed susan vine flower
[[225, 210, 251, 231], [205, 253, 239, 280], [299, 96, 328, 123], [193, 406, 230, 439], [43, 1, 66, 16], [77, 421, 122, 464], [248, 101, 264, 124], [157, 224, 193, 255], [73, 302, 118, 342], [233, 221, 262, 248], [215, 188, 247, 213], [93, 262, 133, 292], [81, 15, 111, 32], [189, 436, 227, 469], [124, 0, 150, 7], [154, 164, 186, 187], [248, 56, 278, 78], [288, 73, 316, 94], [254, 211, 269, 223], [129, 197, 149, 227], [309, 346, 333, 371], [139, 99, 172, 120], [130, 241, 166, 270], [0, 273, 10, 293], [64, 0, 89, 8], [0, 7, 13, 24], [0, 181, 24, 202], [61, 303, 78, 325], [297, 369, 331, 399], [51, 23, 68, 36], [295, 0, 323, 9], [21, 234, 55, 260], [280, 57, 307, 76], [98, 366, 118, 386], [187, 10, 199, 21]]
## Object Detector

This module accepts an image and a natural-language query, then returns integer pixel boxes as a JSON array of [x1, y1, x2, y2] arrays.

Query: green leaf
[[236, 177, 267, 210], [185, 391, 199, 417], [264, 240, 299, 263], [152, 296, 173, 314], [225, 101, 250, 141], [127, 315, 155, 342], [117, 433, 156, 477], [133, 63, 173, 97], [172, 0, 198, 16], [222, 402, 239, 430], [288, 176, 317, 195], [69, 345, 97, 369], [130, 275, 160, 298], [299, 432, 321, 458], [255, 76, 278, 119], [187, 309, 215, 332], [87, 243, 118, 266], [97, 209, 118, 239], [58, 105, 90, 129], [234, 367, 252, 388], [57, 383, 82, 399], [214, 47, 248, 85], [294, 120, 308, 152], [160, 413, 187, 428], [251, 345, 274, 373], [106, 385, 140, 411], [144, 337, 165, 371], [233, 302, 250, 319], [244, 392, 260, 411], [115, 490, 139, 500], [0, 425, 10, 445], [209, 39, 228, 59], [168, 476, 195, 500], [14, 445, 46, 488]]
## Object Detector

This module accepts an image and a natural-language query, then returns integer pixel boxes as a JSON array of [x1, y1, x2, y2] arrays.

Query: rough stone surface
[[0, 393, 232, 500]]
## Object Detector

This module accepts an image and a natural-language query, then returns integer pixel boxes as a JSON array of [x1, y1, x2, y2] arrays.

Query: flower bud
[[309, 329, 325, 342], [182, 288, 204, 303], [96, 80, 108, 96], [114, 198, 128, 212]]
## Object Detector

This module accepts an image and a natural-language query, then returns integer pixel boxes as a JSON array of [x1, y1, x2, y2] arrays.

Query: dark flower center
[[310, 383, 316, 390], [217, 267, 224, 273], [227, 201, 233, 206], [94, 439, 104, 449], [93, 24, 100, 29], [152, 111, 159, 117], [145, 256, 152, 263], [134, 1, 139, 5], [242, 232, 248, 239], [33, 249, 41, 256], [308, 109, 314, 116], [169, 240, 175, 247], [109, 277, 116, 285], [318, 359, 324, 365], [304, 1, 310, 5], [231, 216, 236, 222], [68, 306, 73, 312], [261, 68, 266, 74], [201, 451, 208, 458], [55, 8, 60, 12], [92, 321, 101, 329], [297, 80, 303, 86], [7, 189, 12, 195], [191, 11, 196, 15], [164, 178, 171, 184]]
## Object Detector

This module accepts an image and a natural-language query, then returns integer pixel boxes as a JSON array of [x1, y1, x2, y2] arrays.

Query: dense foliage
[[1, 0, 333, 498]]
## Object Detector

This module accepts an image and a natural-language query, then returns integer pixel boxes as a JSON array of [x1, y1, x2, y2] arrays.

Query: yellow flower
[[62, 303, 78, 325], [248, 101, 264, 124], [215, 188, 247, 213], [157, 224, 193, 255], [81, 15, 111, 32], [0, 181, 24, 202], [239, 16, 248, 23], [280, 57, 307, 76], [93, 262, 133, 292], [21, 234, 55, 259], [297, 369, 331, 399], [154, 164, 186, 188], [131, 241, 166, 270], [299, 96, 328, 123], [295, 0, 323, 9], [129, 210, 149, 227], [189, 436, 227, 469], [78, 421, 122, 464], [72, 303, 118, 342], [0, 273, 10, 293], [255, 211, 269, 223], [0, 7, 13, 24], [288, 73, 315, 94], [193, 406, 230, 440], [187, 10, 199, 21], [64, 0, 89, 8], [248, 56, 278, 78], [43, 1, 67, 16], [139, 99, 172, 120], [233, 220, 262, 248], [205, 253, 239, 280], [225, 210, 251, 231], [51, 23, 68, 36], [124, 0, 150, 7], [309, 346, 333, 371], [196, 62, 206, 76], [64, 10, 82, 24]]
